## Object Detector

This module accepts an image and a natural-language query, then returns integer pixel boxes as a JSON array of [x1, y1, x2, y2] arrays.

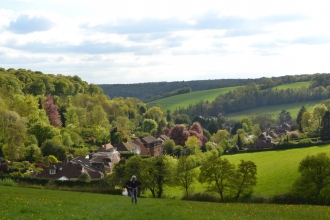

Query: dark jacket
[[126, 180, 141, 189]]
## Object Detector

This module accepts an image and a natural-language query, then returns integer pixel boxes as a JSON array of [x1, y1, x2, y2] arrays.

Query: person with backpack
[[126, 175, 141, 204]]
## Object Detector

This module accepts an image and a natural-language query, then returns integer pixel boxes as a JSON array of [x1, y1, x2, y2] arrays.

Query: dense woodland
[[99, 74, 312, 101], [2, 67, 330, 205]]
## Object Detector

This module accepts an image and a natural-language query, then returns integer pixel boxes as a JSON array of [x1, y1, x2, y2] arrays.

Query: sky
[[1, 0, 330, 84]]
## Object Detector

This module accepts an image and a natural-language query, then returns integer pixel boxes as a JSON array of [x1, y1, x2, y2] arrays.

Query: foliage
[[162, 139, 175, 155], [42, 94, 61, 127], [292, 153, 330, 204], [320, 110, 330, 141], [77, 172, 91, 182], [168, 124, 189, 146], [174, 156, 198, 197], [198, 154, 235, 201]]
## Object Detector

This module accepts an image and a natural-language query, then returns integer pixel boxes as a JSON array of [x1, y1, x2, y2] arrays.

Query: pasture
[[146, 86, 239, 112], [147, 81, 311, 113], [161, 145, 330, 199], [1, 186, 330, 220]]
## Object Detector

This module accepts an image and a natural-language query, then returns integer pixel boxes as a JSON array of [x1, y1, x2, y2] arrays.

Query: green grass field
[[161, 144, 330, 199], [146, 86, 240, 112], [226, 100, 321, 121], [147, 81, 311, 113], [273, 81, 310, 90], [1, 186, 330, 220]]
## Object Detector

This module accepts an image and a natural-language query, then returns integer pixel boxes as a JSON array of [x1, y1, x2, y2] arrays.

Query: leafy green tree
[[162, 139, 175, 155], [240, 117, 252, 133], [292, 153, 330, 203], [41, 140, 66, 161], [24, 144, 42, 162], [142, 119, 158, 135], [301, 111, 317, 137], [0, 110, 27, 161], [207, 119, 219, 135], [28, 122, 59, 147], [184, 136, 200, 156], [198, 154, 235, 201], [252, 124, 262, 137], [174, 114, 190, 124], [312, 104, 328, 135], [175, 156, 198, 197], [231, 160, 257, 201]]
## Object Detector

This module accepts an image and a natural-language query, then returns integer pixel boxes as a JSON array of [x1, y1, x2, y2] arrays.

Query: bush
[[271, 192, 305, 204], [0, 178, 16, 186]]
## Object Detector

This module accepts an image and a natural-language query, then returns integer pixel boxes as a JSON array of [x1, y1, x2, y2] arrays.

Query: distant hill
[[99, 74, 312, 101]]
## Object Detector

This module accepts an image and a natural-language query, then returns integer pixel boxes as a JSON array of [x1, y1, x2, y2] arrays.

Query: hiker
[[126, 175, 141, 204]]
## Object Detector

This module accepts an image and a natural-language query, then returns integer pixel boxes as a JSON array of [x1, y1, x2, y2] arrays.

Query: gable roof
[[141, 136, 158, 144], [37, 162, 83, 179]]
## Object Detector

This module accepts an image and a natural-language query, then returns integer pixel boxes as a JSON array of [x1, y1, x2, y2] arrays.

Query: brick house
[[133, 136, 163, 156]]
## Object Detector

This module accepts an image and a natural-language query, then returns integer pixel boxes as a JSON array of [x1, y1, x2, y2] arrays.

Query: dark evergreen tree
[[207, 119, 219, 135], [231, 122, 242, 135], [236, 134, 243, 150], [297, 105, 307, 132], [320, 111, 330, 141]]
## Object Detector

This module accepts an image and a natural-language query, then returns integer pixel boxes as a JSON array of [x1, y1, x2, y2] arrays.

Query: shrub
[[271, 192, 305, 204], [0, 178, 16, 186]]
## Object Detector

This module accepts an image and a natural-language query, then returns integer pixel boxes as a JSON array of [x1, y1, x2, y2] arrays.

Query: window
[[49, 169, 56, 174]]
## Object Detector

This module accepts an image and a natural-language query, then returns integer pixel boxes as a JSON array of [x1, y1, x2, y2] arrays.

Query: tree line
[[99, 74, 313, 101]]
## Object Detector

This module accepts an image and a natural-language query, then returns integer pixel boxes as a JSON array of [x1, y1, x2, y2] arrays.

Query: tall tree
[[42, 94, 61, 127], [296, 105, 307, 132], [169, 124, 190, 146], [232, 160, 257, 201], [292, 153, 330, 203], [198, 154, 235, 201], [320, 111, 330, 141], [174, 156, 198, 197]]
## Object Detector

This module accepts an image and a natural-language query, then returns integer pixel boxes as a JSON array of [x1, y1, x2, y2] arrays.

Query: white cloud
[[0, 0, 330, 84]]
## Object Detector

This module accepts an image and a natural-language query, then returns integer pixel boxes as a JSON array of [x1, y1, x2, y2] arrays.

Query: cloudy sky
[[1, 0, 330, 84]]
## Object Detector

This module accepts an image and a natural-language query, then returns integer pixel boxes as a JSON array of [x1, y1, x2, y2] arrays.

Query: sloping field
[[223, 145, 330, 196], [146, 86, 239, 111], [226, 100, 321, 121], [273, 81, 310, 90], [1, 185, 330, 220], [147, 81, 311, 113]]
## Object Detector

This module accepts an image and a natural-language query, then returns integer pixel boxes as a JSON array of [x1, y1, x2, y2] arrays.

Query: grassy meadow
[[147, 81, 311, 113], [1, 186, 330, 220], [273, 81, 310, 90], [160, 144, 330, 199], [146, 86, 240, 112]]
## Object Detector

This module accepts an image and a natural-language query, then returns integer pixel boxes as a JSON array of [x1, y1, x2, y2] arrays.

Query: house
[[251, 132, 273, 149], [113, 141, 141, 155], [70, 156, 104, 178], [133, 136, 163, 156], [37, 160, 86, 180]]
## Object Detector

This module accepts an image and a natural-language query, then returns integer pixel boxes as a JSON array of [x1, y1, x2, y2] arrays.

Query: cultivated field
[[1, 185, 330, 220]]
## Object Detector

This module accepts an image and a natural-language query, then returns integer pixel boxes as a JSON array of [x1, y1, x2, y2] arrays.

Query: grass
[[146, 86, 240, 112], [226, 100, 321, 121], [273, 81, 310, 90], [1, 186, 330, 220], [161, 145, 330, 198], [147, 81, 311, 113]]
